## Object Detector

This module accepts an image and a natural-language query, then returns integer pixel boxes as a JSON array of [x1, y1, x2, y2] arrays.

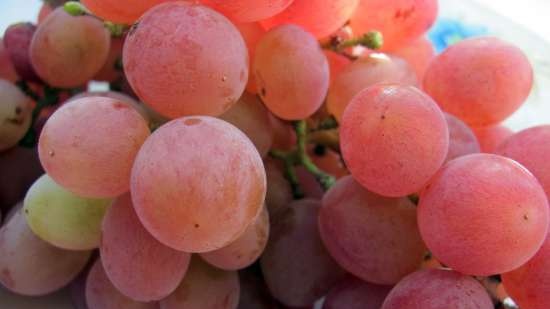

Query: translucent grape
[[30, 8, 111, 88], [261, 199, 345, 307], [0, 209, 91, 296], [124, 2, 248, 118], [0, 79, 33, 152], [101, 193, 191, 302], [497, 125, 550, 198], [86, 259, 158, 309], [38, 97, 150, 198], [131, 116, 266, 253], [502, 234, 550, 309], [94, 36, 123, 83], [4, 23, 41, 82], [324, 50, 352, 83], [340, 84, 448, 197], [388, 36, 435, 81], [350, 0, 438, 50], [201, 0, 293, 22], [326, 53, 418, 121], [0, 39, 19, 82], [423, 37, 533, 126], [261, 0, 360, 39], [381, 269, 493, 309], [219, 92, 273, 158], [444, 113, 480, 162], [254, 25, 329, 120], [23, 174, 111, 250], [323, 276, 392, 309], [81, 0, 168, 24], [201, 206, 269, 270], [160, 257, 240, 309], [418, 154, 549, 275], [474, 125, 513, 153], [264, 158, 293, 217], [235, 22, 266, 94], [320, 176, 425, 284]]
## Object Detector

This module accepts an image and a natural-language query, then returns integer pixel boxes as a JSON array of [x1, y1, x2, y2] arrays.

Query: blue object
[[428, 18, 488, 52]]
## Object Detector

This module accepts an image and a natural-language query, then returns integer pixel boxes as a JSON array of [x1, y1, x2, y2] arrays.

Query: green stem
[[323, 31, 384, 52], [63, 1, 88, 16], [269, 149, 304, 199]]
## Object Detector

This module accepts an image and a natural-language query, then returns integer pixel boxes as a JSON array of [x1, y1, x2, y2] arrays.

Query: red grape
[[235, 22, 266, 94], [444, 113, 480, 162], [474, 124, 513, 153], [4, 23, 41, 82], [0, 39, 19, 82], [388, 36, 435, 81], [81, 0, 169, 24], [323, 276, 392, 309], [201, 0, 293, 22]]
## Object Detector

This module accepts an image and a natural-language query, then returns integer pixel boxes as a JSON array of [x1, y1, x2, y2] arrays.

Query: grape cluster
[[0, 1, 548, 309]]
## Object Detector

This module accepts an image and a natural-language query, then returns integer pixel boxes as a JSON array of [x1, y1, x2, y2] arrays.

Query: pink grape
[[160, 257, 240, 309], [30, 8, 110, 88], [0, 38, 19, 82], [86, 259, 158, 309], [101, 193, 191, 302], [0, 209, 91, 296], [444, 113, 480, 162], [324, 50, 352, 83], [423, 37, 533, 126], [268, 114, 296, 150], [264, 158, 293, 217], [38, 97, 150, 198], [81, 0, 169, 24], [235, 22, 266, 94], [94, 36, 124, 83], [474, 124, 513, 153], [323, 276, 392, 309], [254, 24, 329, 120], [37, 3, 53, 24], [326, 53, 418, 121], [388, 36, 435, 81], [131, 116, 266, 253], [201, 0, 293, 22], [0, 79, 33, 152], [381, 269, 493, 309], [320, 176, 426, 284], [350, 0, 438, 50], [219, 92, 273, 158], [340, 84, 448, 197], [497, 125, 550, 197], [261, 0, 360, 39], [418, 154, 549, 275], [296, 166, 324, 199], [124, 2, 248, 118], [260, 199, 345, 307], [502, 234, 550, 309], [201, 206, 269, 270], [4, 23, 41, 82]]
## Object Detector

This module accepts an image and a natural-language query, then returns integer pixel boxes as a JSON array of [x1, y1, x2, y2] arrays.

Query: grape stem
[[323, 31, 384, 52]]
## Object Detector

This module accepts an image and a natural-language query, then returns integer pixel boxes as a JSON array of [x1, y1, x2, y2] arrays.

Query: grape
[[0, 209, 91, 296], [502, 234, 550, 309], [0, 38, 19, 82], [320, 176, 425, 284], [81, 0, 168, 24], [3, 23, 42, 82], [238, 269, 280, 309], [388, 36, 435, 81], [340, 84, 448, 197], [474, 125, 513, 153], [254, 25, 329, 120], [264, 158, 293, 217], [160, 257, 240, 309], [94, 36, 123, 83], [23, 174, 111, 250], [323, 276, 392, 309], [261, 0, 360, 39], [30, 8, 111, 88], [268, 114, 296, 150], [0, 79, 33, 152], [423, 37, 533, 126], [101, 193, 191, 302], [326, 53, 418, 121], [235, 22, 266, 94], [201, 206, 269, 270], [131, 116, 266, 253], [124, 2, 248, 118], [444, 113, 480, 162], [261, 199, 345, 307], [296, 166, 324, 199], [219, 92, 273, 158], [38, 97, 150, 198], [381, 269, 493, 309], [201, 0, 293, 22], [418, 154, 549, 275], [350, 0, 438, 50], [497, 125, 550, 197], [38, 3, 53, 23], [323, 50, 352, 83], [86, 259, 158, 309]]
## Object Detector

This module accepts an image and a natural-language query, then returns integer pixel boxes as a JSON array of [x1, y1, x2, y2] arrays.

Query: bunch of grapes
[[1, 0, 549, 309]]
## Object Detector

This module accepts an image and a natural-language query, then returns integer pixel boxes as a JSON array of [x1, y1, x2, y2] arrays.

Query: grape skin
[[131, 116, 266, 253], [123, 2, 248, 118], [323, 50, 352, 83], [254, 25, 329, 120], [235, 22, 266, 94], [444, 113, 480, 162], [30, 8, 111, 88], [0, 79, 33, 152], [201, 0, 293, 22], [100, 194, 191, 302], [94, 36, 124, 83], [388, 36, 435, 81], [323, 276, 392, 309], [418, 154, 549, 276], [0, 39, 19, 82], [3, 23, 41, 82], [340, 84, 449, 197], [81, 0, 169, 24], [264, 158, 293, 217], [23, 174, 111, 250], [473, 125, 513, 153]]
